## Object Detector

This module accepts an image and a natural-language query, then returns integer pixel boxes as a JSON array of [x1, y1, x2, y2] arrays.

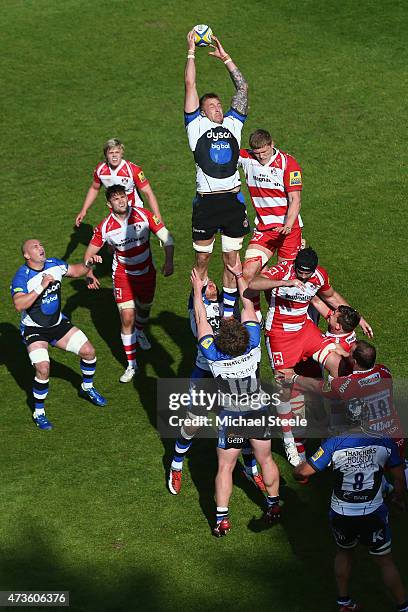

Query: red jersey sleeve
[[129, 162, 150, 189], [90, 223, 105, 248], [317, 266, 332, 292], [283, 154, 303, 193], [93, 163, 103, 185], [142, 208, 165, 234]]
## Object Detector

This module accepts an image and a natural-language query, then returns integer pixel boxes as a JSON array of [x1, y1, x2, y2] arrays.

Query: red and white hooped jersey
[[93, 160, 149, 206], [90, 206, 164, 277], [239, 148, 303, 231], [264, 261, 331, 333], [326, 330, 357, 353], [322, 365, 404, 439]]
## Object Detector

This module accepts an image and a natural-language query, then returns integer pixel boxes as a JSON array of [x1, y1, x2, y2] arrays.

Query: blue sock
[[267, 495, 280, 507], [33, 377, 49, 416], [241, 445, 258, 475], [80, 358, 96, 389], [216, 507, 229, 523], [222, 287, 238, 318], [171, 429, 194, 470]]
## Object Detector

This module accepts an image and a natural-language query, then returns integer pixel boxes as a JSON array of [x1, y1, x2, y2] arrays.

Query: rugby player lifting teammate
[[239, 128, 304, 321], [10, 239, 106, 430], [192, 262, 281, 537], [84, 185, 174, 383], [249, 247, 373, 466], [184, 30, 249, 318]]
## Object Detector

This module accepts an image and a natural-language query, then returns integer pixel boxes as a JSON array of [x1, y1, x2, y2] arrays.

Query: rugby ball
[[193, 24, 213, 47]]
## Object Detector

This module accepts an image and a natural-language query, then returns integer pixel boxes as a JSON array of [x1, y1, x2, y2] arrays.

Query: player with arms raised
[[192, 262, 281, 537], [184, 29, 249, 318]]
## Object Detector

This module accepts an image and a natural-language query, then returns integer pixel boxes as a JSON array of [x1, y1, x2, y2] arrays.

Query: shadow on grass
[[0, 323, 85, 416], [0, 528, 163, 612], [60, 224, 112, 280]]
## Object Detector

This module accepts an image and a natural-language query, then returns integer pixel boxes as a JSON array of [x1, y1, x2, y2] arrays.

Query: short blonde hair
[[103, 138, 124, 159]]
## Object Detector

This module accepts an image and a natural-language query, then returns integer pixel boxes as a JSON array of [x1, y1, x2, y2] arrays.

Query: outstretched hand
[[190, 267, 205, 292], [186, 30, 195, 52], [359, 317, 373, 338], [208, 35, 228, 60], [226, 260, 243, 277]]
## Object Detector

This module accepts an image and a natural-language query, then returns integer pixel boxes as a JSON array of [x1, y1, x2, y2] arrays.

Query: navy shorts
[[23, 319, 74, 347], [330, 503, 391, 556], [192, 191, 250, 242]]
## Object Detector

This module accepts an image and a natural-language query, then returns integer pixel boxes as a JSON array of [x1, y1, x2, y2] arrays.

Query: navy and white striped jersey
[[185, 107, 246, 193], [10, 258, 68, 328], [198, 322, 261, 410], [308, 434, 402, 516]]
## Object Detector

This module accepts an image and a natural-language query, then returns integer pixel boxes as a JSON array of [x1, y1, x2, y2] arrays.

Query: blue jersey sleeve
[[198, 335, 218, 360], [244, 321, 261, 349], [386, 439, 404, 469], [308, 438, 336, 472], [10, 266, 28, 297], [184, 108, 200, 127], [225, 108, 247, 123]]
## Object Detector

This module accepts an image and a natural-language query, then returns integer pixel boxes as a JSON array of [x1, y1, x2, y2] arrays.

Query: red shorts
[[113, 268, 156, 306], [248, 226, 302, 261], [265, 319, 336, 370]]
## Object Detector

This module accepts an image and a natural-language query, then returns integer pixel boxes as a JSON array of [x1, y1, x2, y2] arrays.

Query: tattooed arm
[[209, 35, 248, 115]]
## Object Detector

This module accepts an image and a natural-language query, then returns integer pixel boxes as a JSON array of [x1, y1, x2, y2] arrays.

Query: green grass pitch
[[1, 1, 407, 610]]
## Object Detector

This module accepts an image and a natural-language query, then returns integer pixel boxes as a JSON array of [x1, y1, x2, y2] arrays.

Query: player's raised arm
[[209, 35, 248, 115], [184, 30, 199, 113], [191, 268, 212, 339], [75, 180, 101, 227], [226, 259, 256, 323]]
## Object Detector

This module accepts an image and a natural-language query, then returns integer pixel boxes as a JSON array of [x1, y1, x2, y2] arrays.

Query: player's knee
[[65, 329, 89, 355], [79, 341, 95, 361], [221, 235, 243, 253], [35, 361, 50, 379], [120, 309, 135, 328]]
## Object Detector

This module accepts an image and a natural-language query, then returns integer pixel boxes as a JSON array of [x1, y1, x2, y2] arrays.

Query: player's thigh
[[55, 325, 85, 351], [216, 446, 241, 471], [134, 270, 156, 306], [221, 192, 250, 240], [265, 334, 302, 371], [244, 242, 273, 279], [192, 195, 219, 243], [361, 505, 392, 556], [329, 511, 359, 550], [277, 227, 302, 262]]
